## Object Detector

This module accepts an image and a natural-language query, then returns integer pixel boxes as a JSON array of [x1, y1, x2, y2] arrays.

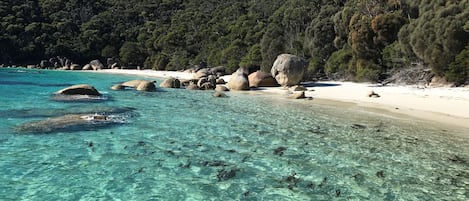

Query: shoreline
[[92, 69, 469, 129]]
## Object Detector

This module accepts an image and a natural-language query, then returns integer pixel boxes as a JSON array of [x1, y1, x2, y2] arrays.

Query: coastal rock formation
[[90, 59, 104, 70], [160, 78, 181, 88], [70, 64, 81, 70], [248, 70, 279, 87], [193, 68, 210, 79], [289, 91, 306, 99], [119, 80, 157, 91], [56, 84, 101, 96], [227, 67, 249, 90], [82, 64, 92, 70], [197, 75, 217, 90], [122, 80, 148, 88], [111, 84, 125, 90], [136, 81, 156, 91], [271, 54, 307, 86], [290, 85, 307, 91], [215, 85, 229, 92], [209, 66, 226, 76], [213, 91, 227, 97], [186, 82, 199, 90], [15, 107, 137, 134]]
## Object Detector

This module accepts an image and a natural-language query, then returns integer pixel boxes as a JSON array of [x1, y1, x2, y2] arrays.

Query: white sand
[[91, 69, 469, 129]]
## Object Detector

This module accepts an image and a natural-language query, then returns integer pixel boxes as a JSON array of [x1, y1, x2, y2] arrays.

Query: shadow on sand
[[301, 81, 341, 87]]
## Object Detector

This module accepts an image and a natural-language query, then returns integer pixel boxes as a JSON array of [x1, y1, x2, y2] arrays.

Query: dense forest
[[1, 0, 468, 84]]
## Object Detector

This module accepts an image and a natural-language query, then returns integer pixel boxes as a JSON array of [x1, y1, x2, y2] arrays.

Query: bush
[[325, 47, 353, 80], [446, 45, 469, 86]]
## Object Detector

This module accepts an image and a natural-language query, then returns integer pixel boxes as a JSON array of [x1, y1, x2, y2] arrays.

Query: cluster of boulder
[[25, 56, 122, 71]]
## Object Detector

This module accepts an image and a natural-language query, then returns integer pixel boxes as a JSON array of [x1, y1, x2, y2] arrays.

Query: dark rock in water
[[217, 168, 238, 181], [351, 124, 366, 129], [274, 146, 287, 156], [1, 106, 136, 119], [202, 160, 228, 167], [15, 107, 137, 134], [376, 170, 385, 178]]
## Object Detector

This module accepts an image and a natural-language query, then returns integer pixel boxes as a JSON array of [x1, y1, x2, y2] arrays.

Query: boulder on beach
[[186, 82, 199, 90], [160, 78, 181, 88], [271, 54, 307, 87], [70, 64, 81, 70], [248, 70, 279, 87], [56, 84, 101, 96], [215, 85, 229, 92], [227, 67, 249, 91], [90, 59, 104, 70], [289, 91, 306, 99], [82, 64, 92, 70]]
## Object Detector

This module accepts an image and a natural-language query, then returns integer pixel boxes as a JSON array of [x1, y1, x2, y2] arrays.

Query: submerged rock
[[15, 107, 137, 134]]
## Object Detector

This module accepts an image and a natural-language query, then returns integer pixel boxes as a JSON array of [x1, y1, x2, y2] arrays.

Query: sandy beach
[[92, 69, 469, 129]]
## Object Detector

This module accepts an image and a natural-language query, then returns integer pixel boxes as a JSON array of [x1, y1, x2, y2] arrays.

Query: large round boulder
[[136, 81, 156, 91], [227, 67, 249, 90], [271, 54, 307, 86], [160, 78, 181, 88], [248, 70, 279, 87], [55, 84, 101, 96], [90, 59, 104, 70]]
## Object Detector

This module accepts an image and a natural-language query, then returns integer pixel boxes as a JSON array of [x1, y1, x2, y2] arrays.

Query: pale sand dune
[[91, 69, 469, 129]]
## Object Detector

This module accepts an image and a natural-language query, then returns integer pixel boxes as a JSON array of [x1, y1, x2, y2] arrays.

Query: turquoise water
[[0, 68, 468, 200]]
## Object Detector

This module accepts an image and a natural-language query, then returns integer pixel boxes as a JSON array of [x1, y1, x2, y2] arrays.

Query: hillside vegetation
[[1, 0, 468, 84]]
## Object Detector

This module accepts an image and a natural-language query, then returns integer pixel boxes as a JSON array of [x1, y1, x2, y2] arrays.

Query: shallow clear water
[[0, 68, 468, 200]]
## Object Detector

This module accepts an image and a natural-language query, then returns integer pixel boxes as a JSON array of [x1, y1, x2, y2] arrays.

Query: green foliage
[[119, 42, 145, 66], [325, 46, 353, 80], [446, 45, 469, 86], [0, 0, 467, 84]]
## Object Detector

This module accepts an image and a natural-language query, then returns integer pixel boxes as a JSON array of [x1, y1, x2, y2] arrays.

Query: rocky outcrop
[[289, 91, 306, 99], [90, 59, 104, 70], [136, 81, 156, 91], [160, 78, 181, 88], [209, 66, 226, 76], [290, 85, 307, 91], [186, 82, 199, 90], [215, 85, 229, 92], [82, 64, 92, 70], [15, 107, 137, 134], [70, 64, 81, 70], [213, 91, 227, 97], [248, 70, 279, 87], [111, 84, 125, 90], [56, 84, 101, 96], [271, 54, 307, 86], [120, 80, 157, 91], [227, 67, 249, 90], [193, 68, 210, 79]]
